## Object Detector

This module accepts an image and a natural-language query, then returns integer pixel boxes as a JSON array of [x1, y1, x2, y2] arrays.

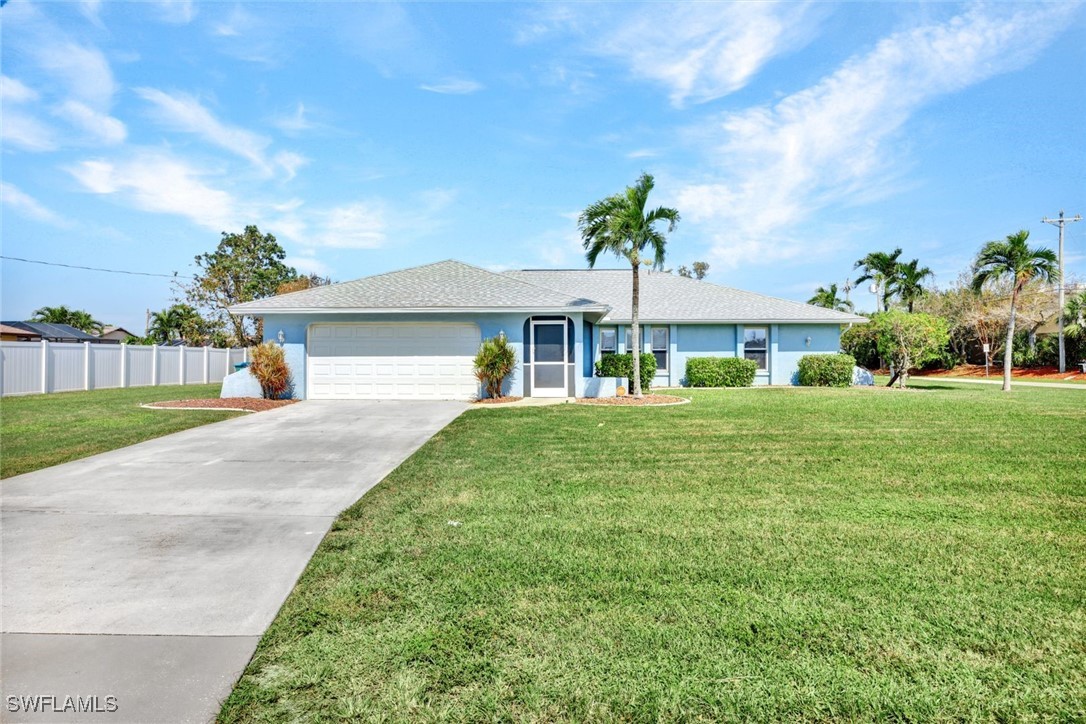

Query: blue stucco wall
[[673, 324, 738, 385], [774, 324, 844, 385], [261, 312, 586, 399]]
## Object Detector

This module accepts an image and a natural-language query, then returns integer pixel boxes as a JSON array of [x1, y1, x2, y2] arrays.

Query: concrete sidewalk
[[1, 400, 466, 723], [912, 376, 1086, 389]]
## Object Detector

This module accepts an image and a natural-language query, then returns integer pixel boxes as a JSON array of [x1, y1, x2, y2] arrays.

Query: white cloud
[[154, 0, 196, 24], [274, 151, 308, 180], [625, 149, 658, 159], [674, 4, 1079, 269], [0, 182, 68, 226], [53, 100, 127, 145], [135, 87, 281, 175], [79, 0, 105, 28], [32, 41, 117, 111], [1, 75, 39, 104], [284, 256, 331, 276], [271, 103, 315, 134], [309, 202, 388, 249], [1, 112, 57, 152], [67, 151, 245, 232], [419, 78, 484, 95], [519, 2, 820, 106]]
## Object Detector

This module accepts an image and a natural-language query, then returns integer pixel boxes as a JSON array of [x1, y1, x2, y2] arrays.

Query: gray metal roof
[[504, 269, 867, 324], [228, 260, 609, 315], [1, 321, 100, 341]]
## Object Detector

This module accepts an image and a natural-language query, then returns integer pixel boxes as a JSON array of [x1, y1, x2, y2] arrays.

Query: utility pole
[[1042, 210, 1082, 373], [842, 277, 854, 307]]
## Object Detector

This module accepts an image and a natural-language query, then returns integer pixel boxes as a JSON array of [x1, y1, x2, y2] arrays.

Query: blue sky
[[2, 1, 1084, 334]]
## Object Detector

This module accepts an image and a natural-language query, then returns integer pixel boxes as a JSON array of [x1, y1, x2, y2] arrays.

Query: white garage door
[[307, 323, 481, 400]]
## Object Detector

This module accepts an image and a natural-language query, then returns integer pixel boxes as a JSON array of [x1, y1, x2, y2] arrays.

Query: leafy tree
[[275, 274, 333, 296], [176, 225, 298, 346], [854, 248, 903, 311], [31, 305, 104, 334], [867, 311, 950, 388], [579, 173, 680, 398], [971, 230, 1058, 391], [890, 259, 934, 313], [676, 261, 710, 280], [808, 283, 854, 312]]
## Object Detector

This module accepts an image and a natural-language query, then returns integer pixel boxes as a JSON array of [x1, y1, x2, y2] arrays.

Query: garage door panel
[[308, 323, 480, 400]]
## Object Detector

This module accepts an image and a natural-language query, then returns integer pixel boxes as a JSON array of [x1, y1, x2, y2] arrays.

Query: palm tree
[[579, 172, 680, 398], [971, 230, 1058, 391], [32, 305, 103, 333], [890, 259, 934, 313], [1064, 290, 1086, 339], [854, 248, 903, 311], [808, 283, 854, 312], [148, 309, 181, 343]]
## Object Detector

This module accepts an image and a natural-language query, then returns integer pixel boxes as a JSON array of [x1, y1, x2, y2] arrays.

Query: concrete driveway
[[1, 400, 466, 723]]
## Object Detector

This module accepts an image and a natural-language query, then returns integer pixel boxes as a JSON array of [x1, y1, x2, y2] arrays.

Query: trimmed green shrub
[[473, 333, 517, 398], [250, 342, 293, 399], [595, 352, 657, 392], [797, 353, 855, 387], [840, 322, 879, 369], [685, 357, 757, 387]]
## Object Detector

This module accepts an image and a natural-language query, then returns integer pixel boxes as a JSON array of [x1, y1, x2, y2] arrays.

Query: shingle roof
[[228, 260, 609, 315], [0, 321, 99, 341], [504, 269, 866, 324]]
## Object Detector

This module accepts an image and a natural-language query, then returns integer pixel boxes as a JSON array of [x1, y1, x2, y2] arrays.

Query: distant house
[[99, 326, 137, 342], [0, 322, 107, 343], [1, 323, 42, 342]]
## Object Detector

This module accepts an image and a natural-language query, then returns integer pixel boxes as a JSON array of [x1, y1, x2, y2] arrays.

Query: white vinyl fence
[[0, 341, 249, 397]]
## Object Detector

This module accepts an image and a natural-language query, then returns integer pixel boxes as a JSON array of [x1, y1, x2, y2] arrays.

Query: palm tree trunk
[[1002, 288, 1018, 392], [631, 263, 642, 398]]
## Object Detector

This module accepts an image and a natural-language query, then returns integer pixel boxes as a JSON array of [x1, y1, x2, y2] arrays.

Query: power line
[[0, 255, 193, 279]]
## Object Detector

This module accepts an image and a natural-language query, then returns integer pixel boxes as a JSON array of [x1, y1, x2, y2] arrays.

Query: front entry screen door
[[532, 321, 567, 397]]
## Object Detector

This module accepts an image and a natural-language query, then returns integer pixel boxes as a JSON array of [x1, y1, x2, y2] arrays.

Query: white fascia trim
[[599, 317, 868, 325], [229, 305, 612, 316]]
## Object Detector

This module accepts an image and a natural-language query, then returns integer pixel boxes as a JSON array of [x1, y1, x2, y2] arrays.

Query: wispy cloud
[[1, 113, 57, 152], [53, 100, 127, 145], [626, 149, 658, 159], [674, 4, 1079, 269], [67, 150, 245, 231], [1, 182, 69, 226], [1, 75, 39, 104], [32, 41, 117, 111], [154, 0, 196, 25], [519, 2, 821, 106], [135, 87, 301, 178], [284, 255, 332, 277], [419, 78, 484, 95], [271, 102, 316, 135]]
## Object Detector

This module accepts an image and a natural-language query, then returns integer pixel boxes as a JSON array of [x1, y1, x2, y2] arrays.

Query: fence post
[[40, 339, 49, 394], [243, 347, 248, 364], [179, 344, 186, 385], [203, 345, 210, 384], [84, 341, 92, 391], [151, 344, 158, 386], [120, 343, 128, 388]]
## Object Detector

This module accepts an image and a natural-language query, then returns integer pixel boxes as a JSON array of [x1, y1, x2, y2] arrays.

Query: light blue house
[[228, 260, 865, 400]]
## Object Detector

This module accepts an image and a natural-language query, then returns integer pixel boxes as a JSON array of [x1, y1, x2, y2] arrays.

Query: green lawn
[[221, 385, 1086, 722], [1, 384, 243, 478]]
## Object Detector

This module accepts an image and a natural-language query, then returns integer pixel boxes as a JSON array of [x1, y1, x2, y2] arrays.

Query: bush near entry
[[595, 352, 657, 392], [685, 357, 757, 387], [797, 353, 856, 387]]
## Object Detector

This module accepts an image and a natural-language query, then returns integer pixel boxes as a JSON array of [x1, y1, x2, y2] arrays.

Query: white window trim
[[744, 326, 769, 371], [651, 327, 668, 372], [599, 328, 617, 355]]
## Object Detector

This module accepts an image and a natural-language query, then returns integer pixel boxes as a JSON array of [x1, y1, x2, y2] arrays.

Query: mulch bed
[[576, 394, 689, 406], [146, 398, 297, 412], [473, 396, 524, 405], [913, 364, 1085, 382]]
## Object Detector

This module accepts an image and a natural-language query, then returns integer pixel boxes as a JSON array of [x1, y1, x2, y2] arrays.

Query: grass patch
[[1, 384, 243, 478], [221, 385, 1086, 722]]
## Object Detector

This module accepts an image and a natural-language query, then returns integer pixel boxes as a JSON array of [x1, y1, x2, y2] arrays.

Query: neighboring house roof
[[506, 269, 867, 324], [0, 321, 101, 342], [100, 326, 136, 338], [1, 323, 41, 339], [228, 260, 610, 316]]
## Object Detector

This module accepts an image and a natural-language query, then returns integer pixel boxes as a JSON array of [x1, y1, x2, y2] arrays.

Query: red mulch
[[912, 364, 1086, 382], [146, 398, 297, 412], [576, 394, 689, 406], [473, 396, 524, 405]]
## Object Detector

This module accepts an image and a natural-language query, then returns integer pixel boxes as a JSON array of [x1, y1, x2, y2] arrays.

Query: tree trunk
[[1002, 288, 1018, 392], [631, 263, 642, 398]]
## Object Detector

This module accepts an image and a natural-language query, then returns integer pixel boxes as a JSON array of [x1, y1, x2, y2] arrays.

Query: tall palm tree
[[971, 230, 1058, 391], [808, 283, 854, 312], [854, 248, 903, 311], [579, 172, 680, 398], [32, 305, 103, 333], [890, 259, 934, 312], [1063, 290, 1086, 339], [148, 309, 180, 343]]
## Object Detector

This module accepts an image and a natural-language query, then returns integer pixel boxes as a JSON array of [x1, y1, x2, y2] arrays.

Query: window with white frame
[[625, 327, 644, 353], [600, 328, 616, 355], [651, 327, 668, 371], [744, 327, 768, 370]]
